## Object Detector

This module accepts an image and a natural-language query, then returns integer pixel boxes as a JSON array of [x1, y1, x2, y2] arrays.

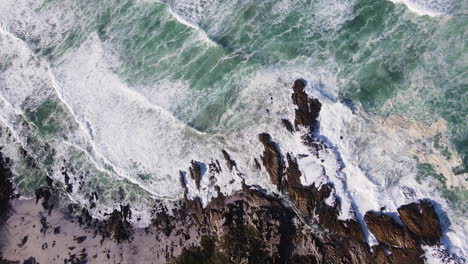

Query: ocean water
[[0, 0, 467, 261]]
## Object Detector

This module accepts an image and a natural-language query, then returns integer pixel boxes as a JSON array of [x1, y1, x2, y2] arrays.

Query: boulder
[[397, 200, 442, 245], [364, 212, 419, 249], [291, 79, 322, 131]]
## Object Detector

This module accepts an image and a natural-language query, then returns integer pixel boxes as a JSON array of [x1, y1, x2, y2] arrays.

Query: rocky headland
[[0, 80, 460, 264]]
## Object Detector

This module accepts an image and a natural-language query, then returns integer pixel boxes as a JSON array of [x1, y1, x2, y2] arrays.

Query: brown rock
[[285, 153, 333, 219], [316, 203, 365, 241], [372, 245, 390, 264], [387, 247, 424, 264], [397, 200, 442, 245], [321, 235, 375, 264], [364, 212, 419, 249], [258, 133, 284, 189]]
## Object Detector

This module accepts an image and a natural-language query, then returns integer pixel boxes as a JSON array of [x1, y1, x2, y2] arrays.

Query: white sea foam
[[53, 34, 202, 197], [388, 0, 454, 16]]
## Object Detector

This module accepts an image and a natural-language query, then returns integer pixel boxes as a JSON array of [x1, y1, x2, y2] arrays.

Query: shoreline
[[0, 79, 465, 263]]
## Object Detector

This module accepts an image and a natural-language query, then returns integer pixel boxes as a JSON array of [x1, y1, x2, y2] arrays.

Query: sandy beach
[[0, 199, 198, 264]]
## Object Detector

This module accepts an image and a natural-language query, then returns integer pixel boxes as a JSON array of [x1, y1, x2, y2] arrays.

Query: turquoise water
[[0, 0, 467, 251]]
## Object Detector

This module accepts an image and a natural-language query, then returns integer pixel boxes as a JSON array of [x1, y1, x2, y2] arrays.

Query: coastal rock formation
[[0, 79, 455, 264], [291, 79, 322, 131], [365, 212, 419, 249], [398, 200, 443, 245], [222, 150, 237, 171], [259, 133, 284, 189]]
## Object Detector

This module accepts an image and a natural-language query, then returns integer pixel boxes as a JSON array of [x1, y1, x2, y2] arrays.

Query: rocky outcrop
[[258, 133, 284, 190], [189, 160, 203, 190], [284, 153, 331, 218], [169, 182, 375, 264], [398, 200, 442, 245], [101, 207, 133, 243], [222, 150, 237, 171], [291, 79, 322, 131], [0, 79, 454, 264], [365, 212, 419, 249], [281, 119, 294, 133]]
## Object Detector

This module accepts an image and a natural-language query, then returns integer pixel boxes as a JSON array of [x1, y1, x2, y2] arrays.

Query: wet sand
[[0, 199, 198, 263]]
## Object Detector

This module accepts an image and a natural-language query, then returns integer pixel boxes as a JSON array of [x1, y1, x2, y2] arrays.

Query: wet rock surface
[[398, 200, 443, 246], [258, 133, 284, 190], [0, 79, 457, 264], [291, 79, 322, 131], [365, 212, 419, 249]]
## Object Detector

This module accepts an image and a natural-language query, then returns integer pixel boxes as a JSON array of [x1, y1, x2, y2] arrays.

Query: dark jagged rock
[[179, 171, 188, 199], [364, 212, 419, 249], [253, 158, 261, 170], [18, 236, 28, 248], [258, 133, 284, 190], [74, 236, 87, 243], [121, 204, 132, 220], [174, 236, 229, 264], [153, 211, 175, 237], [397, 200, 442, 245], [62, 168, 73, 193], [373, 245, 424, 264], [34, 187, 54, 213], [221, 150, 237, 171], [316, 204, 365, 241], [189, 160, 203, 190], [291, 79, 322, 131], [285, 153, 330, 217], [39, 216, 49, 235], [386, 247, 424, 264], [0, 152, 14, 221], [100, 208, 133, 243], [77, 208, 93, 226], [320, 234, 374, 264], [208, 159, 221, 174], [0, 258, 20, 264], [23, 257, 37, 264], [284, 153, 366, 241], [281, 119, 294, 133]]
